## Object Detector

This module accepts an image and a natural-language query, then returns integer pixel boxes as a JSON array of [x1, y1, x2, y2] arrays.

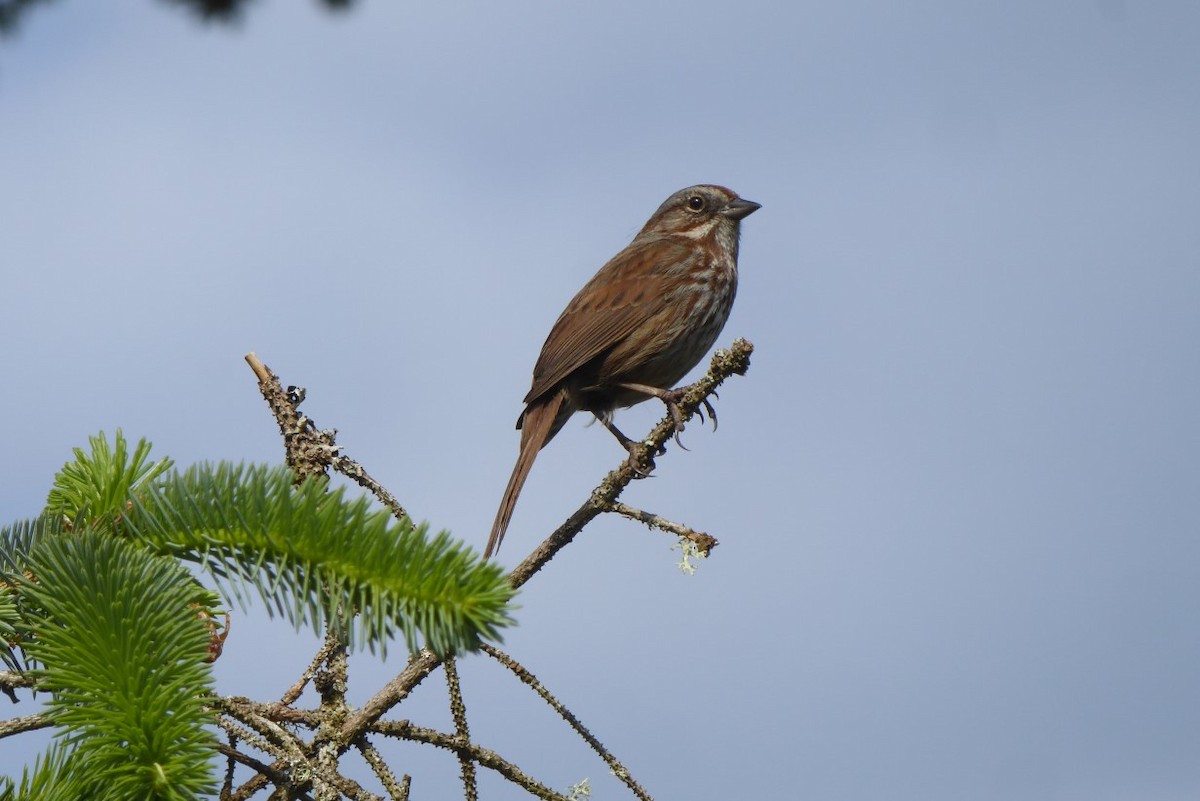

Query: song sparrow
[[486, 184, 760, 558]]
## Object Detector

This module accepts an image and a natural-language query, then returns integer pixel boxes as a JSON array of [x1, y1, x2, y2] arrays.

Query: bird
[[485, 184, 760, 558]]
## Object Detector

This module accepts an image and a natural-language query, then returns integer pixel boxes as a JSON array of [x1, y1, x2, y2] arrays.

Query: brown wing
[[523, 236, 696, 405]]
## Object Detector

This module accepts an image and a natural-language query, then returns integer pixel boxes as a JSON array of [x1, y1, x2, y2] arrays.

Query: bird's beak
[[721, 198, 761, 220]]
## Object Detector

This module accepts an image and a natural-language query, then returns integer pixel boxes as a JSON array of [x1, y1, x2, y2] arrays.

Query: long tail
[[486, 391, 570, 558]]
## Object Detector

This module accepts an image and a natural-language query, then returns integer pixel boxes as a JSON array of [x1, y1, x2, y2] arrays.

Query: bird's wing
[[523, 237, 694, 404]]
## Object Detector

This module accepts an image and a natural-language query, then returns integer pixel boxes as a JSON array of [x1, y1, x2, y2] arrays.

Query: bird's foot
[[623, 439, 662, 478], [618, 382, 719, 448]]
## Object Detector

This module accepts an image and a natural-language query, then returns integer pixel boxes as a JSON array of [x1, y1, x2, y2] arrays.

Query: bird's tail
[[486, 390, 570, 558]]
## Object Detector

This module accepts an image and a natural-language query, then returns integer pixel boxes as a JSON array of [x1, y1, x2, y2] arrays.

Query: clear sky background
[[3, 1, 1198, 799]]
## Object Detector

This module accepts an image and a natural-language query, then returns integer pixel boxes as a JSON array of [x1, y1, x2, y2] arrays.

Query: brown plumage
[[486, 184, 760, 558]]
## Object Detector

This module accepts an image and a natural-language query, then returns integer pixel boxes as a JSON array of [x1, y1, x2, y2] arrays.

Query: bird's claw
[[667, 400, 691, 450], [701, 397, 718, 431], [663, 389, 718, 446], [650, 388, 690, 449], [625, 442, 658, 478]]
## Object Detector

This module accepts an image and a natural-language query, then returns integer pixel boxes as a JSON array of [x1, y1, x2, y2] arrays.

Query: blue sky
[[2, 1, 1198, 798]]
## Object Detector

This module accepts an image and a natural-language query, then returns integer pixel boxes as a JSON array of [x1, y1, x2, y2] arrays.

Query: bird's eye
[[686, 195, 706, 212]]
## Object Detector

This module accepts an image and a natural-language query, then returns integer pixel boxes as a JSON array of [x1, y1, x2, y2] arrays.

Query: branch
[[0, 669, 36, 707], [355, 735, 409, 801], [337, 340, 753, 744], [444, 656, 478, 800], [0, 670, 35, 693], [313, 634, 351, 801], [214, 715, 309, 796], [244, 352, 333, 483], [339, 649, 441, 742], [216, 741, 314, 801], [372, 720, 574, 801], [215, 695, 318, 728], [244, 352, 409, 521], [482, 645, 654, 801], [280, 634, 344, 705], [606, 501, 718, 555], [213, 700, 310, 763], [0, 711, 51, 739], [507, 338, 752, 587]]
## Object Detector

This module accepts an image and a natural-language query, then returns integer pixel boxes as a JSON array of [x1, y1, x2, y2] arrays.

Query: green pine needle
[[18, 531, 218, 800], [36, 431, 517, 657], [125, 462, 517, 656], [44, 429, 172, 524]]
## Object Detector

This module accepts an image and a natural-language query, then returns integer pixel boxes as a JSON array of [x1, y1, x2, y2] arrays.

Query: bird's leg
[[616, 382, 719, 448], [595, 414, 659, 477]]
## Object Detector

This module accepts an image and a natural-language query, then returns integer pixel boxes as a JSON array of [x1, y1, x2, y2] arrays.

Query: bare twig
[[280, 635, 343, 706], [216, 741, 314, 801], [339, 649, 441, 742], [213, 706, 308, 764], [213, 694, 323, 800], [218, 705, 376, 801], [482, 645, 653, 801], [330, 455, 410, 523], [372, 720, 574, 801], [444, 657, 478, 800], [244, 352, 409, 521], [216, 695, 318, 728], [356, 735, 407, 801], [220, 732, 238, 801], [605, 501, 719, 555]]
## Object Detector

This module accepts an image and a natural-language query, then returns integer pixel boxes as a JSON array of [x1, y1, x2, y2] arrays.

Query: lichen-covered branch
[[482, 645, 654, 801], [372, 720, 574, 801], [244, 352, 409, 521], [506, 338, 752, 587]]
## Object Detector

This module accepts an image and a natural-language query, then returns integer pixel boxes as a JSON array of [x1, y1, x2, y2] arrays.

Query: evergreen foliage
[[0, 431, 518, 797]]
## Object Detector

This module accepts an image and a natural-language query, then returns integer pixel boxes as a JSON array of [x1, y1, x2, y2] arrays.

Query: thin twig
[[482, 645, 653, 801], [214, 695, 319, 729], [244, 352, 409, 521], [216, 742, 314, 801], [372, 720, 574, 801], [213, 711, 306, 767], [280, 635, 342, 706], [605, 501, 719, 555], [215, 715, 309, 801], [220, 732, 238, 801], [218, 707, 374, 801], [330, 454, 410, 523], [443, 657, 478, 800], [214, 693, 330, 800], [356, 735, 407, 801]]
